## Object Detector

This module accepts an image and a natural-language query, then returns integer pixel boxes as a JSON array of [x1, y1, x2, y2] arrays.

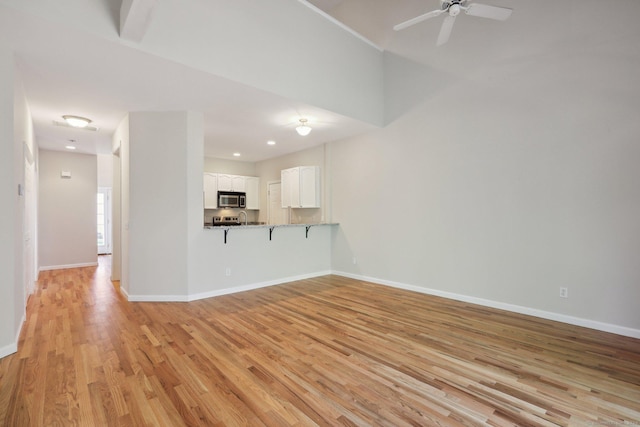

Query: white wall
[[14, 56, 37, 301], [204, 157, 256, 176], [97, 154, 113, 188], [136, 0, 384, 126], [0, 46, 19, 357], [126, 111, 195, 298], [111, 117, 128, 283], [0, 48, 38, 358], [1, 0, 384, 127], [330, 39, 640, 335], [38, 150, 97, 269]]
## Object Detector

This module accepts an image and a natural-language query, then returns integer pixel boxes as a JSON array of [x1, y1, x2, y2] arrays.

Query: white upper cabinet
[[231, 175, 246, 192], [203, 173, 218, 209], [204, 173, 260, 209], [245, 176, 260, 210], [281, 167, 296, 208], [217, 174, 245, 192], [217, 174, 232, 191], [281, 166, 320, 208]]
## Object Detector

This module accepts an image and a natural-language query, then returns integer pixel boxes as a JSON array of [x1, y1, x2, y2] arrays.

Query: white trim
[[16, 312, 25, 344], [125, 270, 332, 302], [187, 270, 332, 302], [128, 294, 189, 302], [39, 262, 98, 272], [119, 285, 130, 300], [333, 271, 640, 340], [297, 0, 383, 51], [0, 313, 25, 359], [97, 187, 112, 255], [0, 343, 17, 359]]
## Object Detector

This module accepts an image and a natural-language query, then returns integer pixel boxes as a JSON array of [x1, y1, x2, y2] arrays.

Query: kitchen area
[[202, 163, 335, 247], [113, 111, 338, 303], [185, 147, 338, 301], [204, 151, 329, 229], [203, 166, 321, 227]]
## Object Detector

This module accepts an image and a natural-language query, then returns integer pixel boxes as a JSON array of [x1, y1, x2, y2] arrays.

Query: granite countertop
[[204, 222, 338, 229]]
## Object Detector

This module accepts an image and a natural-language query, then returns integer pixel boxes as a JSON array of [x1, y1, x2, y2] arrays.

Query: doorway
[[97, 187, 112, 255], [267, 181, 288, 225], [24, 143, 36, 299]]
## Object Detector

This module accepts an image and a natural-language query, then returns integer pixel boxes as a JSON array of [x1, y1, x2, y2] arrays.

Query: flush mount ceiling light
[[295, 118, 312, 136], [62, 115, 92, 128]]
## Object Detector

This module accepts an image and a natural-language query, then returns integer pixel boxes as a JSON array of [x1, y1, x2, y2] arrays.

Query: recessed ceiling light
[[62, 115, 92, 128], [267, 140, 276, 145], [233, 152, 241, 157], [65, 145, 76, 150]]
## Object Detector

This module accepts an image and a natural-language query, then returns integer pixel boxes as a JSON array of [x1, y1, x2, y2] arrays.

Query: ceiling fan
[[393, 0, 512, 46]]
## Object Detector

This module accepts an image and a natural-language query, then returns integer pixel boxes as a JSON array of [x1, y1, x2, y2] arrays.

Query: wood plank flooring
[[1, 257, 639, 426]]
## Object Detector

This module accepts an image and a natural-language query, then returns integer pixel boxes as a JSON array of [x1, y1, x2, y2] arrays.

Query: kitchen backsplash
[[205, 208, 259, 225], [205, 207, 323, 225]]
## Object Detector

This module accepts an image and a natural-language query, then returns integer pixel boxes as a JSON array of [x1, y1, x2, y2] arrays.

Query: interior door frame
[[267, 180, 285, 225], [98, 187, 112, 254]]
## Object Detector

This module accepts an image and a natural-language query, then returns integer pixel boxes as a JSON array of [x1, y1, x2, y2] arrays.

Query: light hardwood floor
[[1, 257, 639, 426]]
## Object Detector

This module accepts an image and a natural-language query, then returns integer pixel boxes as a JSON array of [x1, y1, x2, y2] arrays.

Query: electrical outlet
[[225, 267, 231, 277], [352, 257, 357, 265], [559, 287, 568, 298]]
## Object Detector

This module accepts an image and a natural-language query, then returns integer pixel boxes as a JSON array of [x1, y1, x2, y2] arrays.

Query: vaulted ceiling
[[2, 0, 639, 162]]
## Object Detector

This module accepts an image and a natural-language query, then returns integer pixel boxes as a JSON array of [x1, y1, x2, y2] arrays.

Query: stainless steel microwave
[[217, 191, 246, 208]]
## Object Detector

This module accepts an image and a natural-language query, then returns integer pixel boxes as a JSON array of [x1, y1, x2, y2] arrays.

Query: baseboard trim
[[125, 270, 333, 303], [333, 271, 640, 340], [0, 343, 17, 359], [187, 270, 333, 302], [128, 293, 189, 302], [0, 313, 24, 360], [39, 262, 98, 271], [17, 313, 25, 343]]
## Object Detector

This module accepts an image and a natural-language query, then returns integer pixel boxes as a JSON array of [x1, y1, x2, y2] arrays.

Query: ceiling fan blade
[[393, 9, 444, 31], [436, 15, 456, 46], [465, 3, 512, 21]]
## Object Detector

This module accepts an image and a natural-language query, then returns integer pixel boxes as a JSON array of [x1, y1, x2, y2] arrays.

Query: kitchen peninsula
[[176, 221, 338, 303], [108, 112, 337, 306], [135, 163, 337, 303], [205, 221, 338, 243]]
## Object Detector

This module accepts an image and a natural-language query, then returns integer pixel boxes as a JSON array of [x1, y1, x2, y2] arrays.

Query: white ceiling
[[1, 0, 380, 162], [2, 0, 639, 162]]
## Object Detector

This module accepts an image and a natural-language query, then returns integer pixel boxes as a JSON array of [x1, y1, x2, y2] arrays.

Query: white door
[[268, 181, 288, 225], [97, 188, 112, 254]]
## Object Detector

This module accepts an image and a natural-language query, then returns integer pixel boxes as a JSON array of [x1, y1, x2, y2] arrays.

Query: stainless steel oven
[[217, 191, 246, 208]]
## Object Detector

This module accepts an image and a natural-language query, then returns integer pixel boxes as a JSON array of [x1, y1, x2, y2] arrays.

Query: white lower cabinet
[[281, 166, 320, 208]]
